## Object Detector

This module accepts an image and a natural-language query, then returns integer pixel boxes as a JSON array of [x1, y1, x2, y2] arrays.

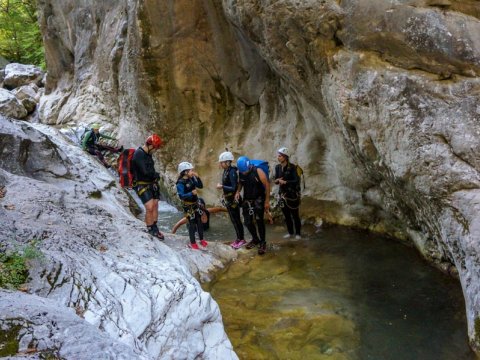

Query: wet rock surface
[[0, 116, 238, 359], [36, 0, 480, 352]]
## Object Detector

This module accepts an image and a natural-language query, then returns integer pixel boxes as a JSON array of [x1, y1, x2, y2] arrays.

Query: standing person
[[235, 156, 270, 255], [176, 162, 208, 250], [216, 151, 246, 249], [81, 123, 122, 168], [131, 134, 165, 240], [274, 147, 301, 239]]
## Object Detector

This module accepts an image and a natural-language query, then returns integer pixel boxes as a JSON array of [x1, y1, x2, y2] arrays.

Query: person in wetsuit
[[131, 134, 164, 240], [235, 156, 270, 255], [274, 147, 301, 239], [176, 162, 207, 250], [216, 151, 245, 249], [81, 123, 122, 167]]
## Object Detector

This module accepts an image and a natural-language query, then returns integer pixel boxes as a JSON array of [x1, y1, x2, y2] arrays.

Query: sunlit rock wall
[[38, 0, 480, 350]]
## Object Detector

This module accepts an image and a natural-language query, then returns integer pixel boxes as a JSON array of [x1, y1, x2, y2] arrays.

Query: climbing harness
[[280, 193, 301, 210]]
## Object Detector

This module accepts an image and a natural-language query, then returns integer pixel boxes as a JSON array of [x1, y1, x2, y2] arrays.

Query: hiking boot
[[258, 242, 267, 255], [246, 240, 259, 250], [200, 240, 208, 247], [234, 239, 247, 249], [149, 225, 165, 241], [190, 243, 200, 250], [283, 233, 293, 239]]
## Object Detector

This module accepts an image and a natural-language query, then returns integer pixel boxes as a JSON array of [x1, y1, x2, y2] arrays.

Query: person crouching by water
[[131, 134, 165, 240], [176, 162, 208, 250], [216, 151, 246, 249], [274, 147, 301, 239], [235, 156, 270, 255]]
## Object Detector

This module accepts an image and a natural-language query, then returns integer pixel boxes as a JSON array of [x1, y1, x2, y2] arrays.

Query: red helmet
[[146, 134, 163, 148]]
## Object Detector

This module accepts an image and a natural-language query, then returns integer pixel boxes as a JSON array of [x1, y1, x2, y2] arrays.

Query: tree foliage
[[0, 0, 45, 67]]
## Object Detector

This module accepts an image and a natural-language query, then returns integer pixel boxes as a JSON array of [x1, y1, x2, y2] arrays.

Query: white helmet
[[218, 151, 234, 162], [277, 147, 290, 157], [178, 161, 194, 173]]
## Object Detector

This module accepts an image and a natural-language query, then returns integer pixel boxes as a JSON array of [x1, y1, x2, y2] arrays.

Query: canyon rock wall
[[38, 0, 480, 351]]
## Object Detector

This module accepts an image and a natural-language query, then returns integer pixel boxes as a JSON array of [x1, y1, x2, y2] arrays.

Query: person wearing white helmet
[[274, 147, 302, 239], [216, 151, 245, 249], [176, 161, 207, 250]]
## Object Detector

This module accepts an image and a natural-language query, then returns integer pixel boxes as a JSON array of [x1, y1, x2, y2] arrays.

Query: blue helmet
[[237, 156, 250, 172]]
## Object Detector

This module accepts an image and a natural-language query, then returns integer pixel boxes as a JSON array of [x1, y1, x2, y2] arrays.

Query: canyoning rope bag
[[250, 159, 270, 182], [118, 148, 136, 188], [295, 164, 306, 192]]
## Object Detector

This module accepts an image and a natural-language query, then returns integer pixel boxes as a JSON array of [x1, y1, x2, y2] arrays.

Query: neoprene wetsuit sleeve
[[192, 176, 203, 189], [222, 168, 238, 193], [81, 131, 92, 150]]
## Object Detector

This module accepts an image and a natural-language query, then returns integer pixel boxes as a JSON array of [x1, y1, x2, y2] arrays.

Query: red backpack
[[118, 148, 135, 188]]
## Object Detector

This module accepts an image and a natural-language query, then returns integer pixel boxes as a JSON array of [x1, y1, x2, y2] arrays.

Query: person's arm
[[222, 168, 238, 193], [235, 181, 243, 201], [99, 133, 116, 141], [81, 131, 92, 150], [207, 207, 228, 214], [257, 168, 270, 211], [176, 182, 193, 200], [274, 164, 282, 181], [192, 176, 203, 189], [172, 217, 188, 234]]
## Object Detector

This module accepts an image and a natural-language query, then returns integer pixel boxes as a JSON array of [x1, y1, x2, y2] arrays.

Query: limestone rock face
[[3, 63, 44, 89], [0, 116, 238, 359], [0, 290, 143, 360], [37, 0, 480, 351], [0, 88, 28, 119]]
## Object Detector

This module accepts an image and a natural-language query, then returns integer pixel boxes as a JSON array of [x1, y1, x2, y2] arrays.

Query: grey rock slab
[[0, 117, 238, 359], [3, 63, 44, 90], [0, 89, 27, 119], [0, 290, 146, 360]]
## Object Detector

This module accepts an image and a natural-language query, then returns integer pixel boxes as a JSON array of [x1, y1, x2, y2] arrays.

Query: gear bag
[[118, 148, 136, 188], [250, 159, 270, 181], [295, 164, 306, 191]]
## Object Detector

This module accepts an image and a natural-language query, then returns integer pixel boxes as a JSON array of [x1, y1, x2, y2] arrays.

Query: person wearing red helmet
[[132, 134, 165, 240]]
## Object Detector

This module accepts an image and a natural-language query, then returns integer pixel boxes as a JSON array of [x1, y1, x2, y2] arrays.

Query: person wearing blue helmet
[[235, 156, 270, 255]]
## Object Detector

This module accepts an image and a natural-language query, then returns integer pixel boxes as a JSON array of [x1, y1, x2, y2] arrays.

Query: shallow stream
[[157, 205, 475, 359]]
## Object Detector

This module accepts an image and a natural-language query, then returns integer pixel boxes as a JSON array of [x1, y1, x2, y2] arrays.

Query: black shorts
[[135, 183, 160, 204]]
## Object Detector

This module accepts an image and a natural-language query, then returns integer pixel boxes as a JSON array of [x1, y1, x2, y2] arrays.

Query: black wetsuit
[[176, 176, 204, 244], [131, 147, 160, 204], [275, 162, 301, 236], [198, 198, 210, 231], [239, 167, 266, 245], [222, 166, 244, 240]]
